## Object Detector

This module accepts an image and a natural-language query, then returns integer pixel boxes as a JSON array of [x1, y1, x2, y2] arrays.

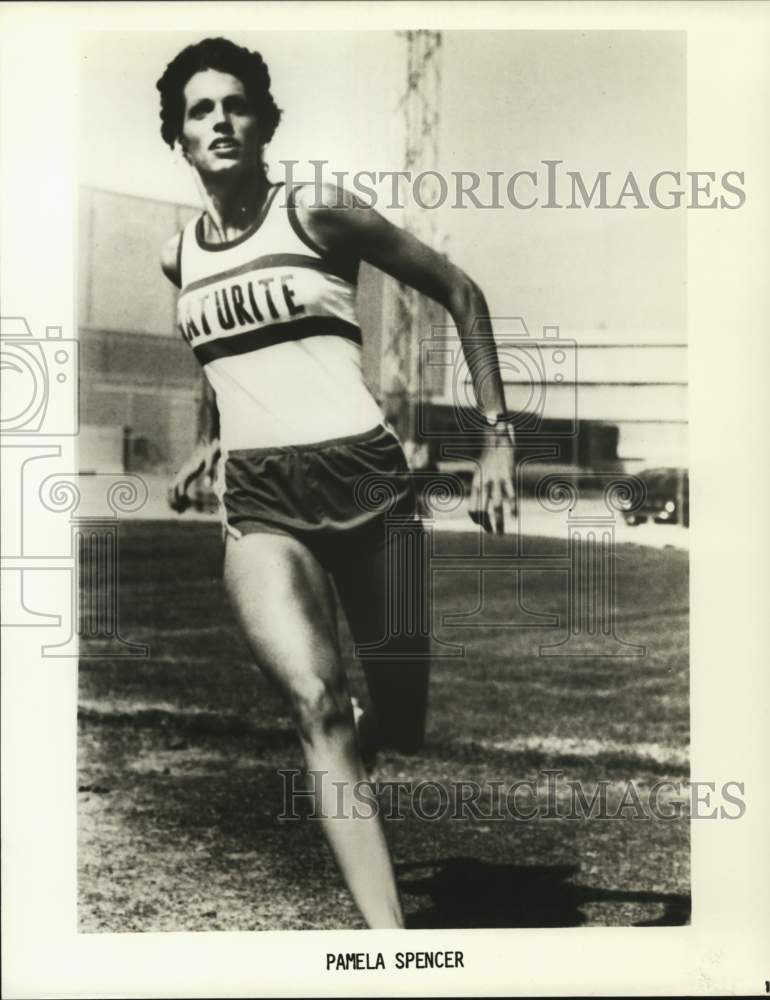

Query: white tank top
[[176, 182, 385, 450]]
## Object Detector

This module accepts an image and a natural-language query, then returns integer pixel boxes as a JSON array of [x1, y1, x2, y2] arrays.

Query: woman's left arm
[[296, 183, 516, 533]]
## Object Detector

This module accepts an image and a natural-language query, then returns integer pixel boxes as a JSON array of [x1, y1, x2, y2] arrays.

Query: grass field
[[78, 520, 689, 931]]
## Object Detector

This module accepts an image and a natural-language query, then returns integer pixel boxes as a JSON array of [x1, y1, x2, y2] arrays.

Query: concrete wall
[[443, 326, 687, 470], [78, 186, 687, 475]]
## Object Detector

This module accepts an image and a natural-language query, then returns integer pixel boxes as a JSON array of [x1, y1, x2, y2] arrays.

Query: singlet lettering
[[185, 314, 202, 340], [230, 285, 253, 326], [215, 289, 236, 330], [198, 296, 213, 335], [282, 276, 305, 316], [258, 277, 281, 320], [247, 282, 264, 322], [179, 274, 306, 345]]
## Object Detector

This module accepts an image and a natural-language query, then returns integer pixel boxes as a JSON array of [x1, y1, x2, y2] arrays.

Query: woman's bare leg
[[223, 530, 404, 929], [331, 520, 431, 756]]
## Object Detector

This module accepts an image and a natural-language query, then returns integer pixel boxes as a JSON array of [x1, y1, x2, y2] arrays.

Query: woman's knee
[[290, 674, 352, 742]]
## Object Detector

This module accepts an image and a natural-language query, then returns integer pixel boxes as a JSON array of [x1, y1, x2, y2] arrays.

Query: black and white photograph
[[75, 26, 695, 934], [1, 2, 769, 997]]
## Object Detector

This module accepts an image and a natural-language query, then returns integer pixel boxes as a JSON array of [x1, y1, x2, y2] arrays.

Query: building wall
[[440, 322, 687, 472], [78, 186, 687, 475]]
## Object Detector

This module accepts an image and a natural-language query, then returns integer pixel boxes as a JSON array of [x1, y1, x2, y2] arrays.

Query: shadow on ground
[[400, 857, 691, 928], [79, 524, 690, 931]]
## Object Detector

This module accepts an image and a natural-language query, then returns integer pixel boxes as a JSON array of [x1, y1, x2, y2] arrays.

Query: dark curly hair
[[156, 37, 282, 149]]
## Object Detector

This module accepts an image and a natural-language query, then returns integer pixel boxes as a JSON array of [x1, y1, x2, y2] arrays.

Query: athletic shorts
[[221, 424, 419, 568]]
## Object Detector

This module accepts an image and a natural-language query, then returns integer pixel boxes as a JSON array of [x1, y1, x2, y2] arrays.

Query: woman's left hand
[[468, 422, 517, 534]]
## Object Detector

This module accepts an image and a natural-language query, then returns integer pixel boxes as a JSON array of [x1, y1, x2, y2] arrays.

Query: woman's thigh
[[223, 530, 347, 716], [330, 521, 431, 752]]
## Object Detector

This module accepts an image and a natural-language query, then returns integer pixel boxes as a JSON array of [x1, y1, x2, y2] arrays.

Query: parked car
[[621, 467, 689, 527]]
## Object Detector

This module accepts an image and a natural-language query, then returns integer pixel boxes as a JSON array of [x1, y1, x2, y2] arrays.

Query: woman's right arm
[[160, 233, 221, 512], [160, 232, 182, 289]]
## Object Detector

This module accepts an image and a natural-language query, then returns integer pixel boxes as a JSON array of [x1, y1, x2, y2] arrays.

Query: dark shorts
[[222, 424, 419, 568]]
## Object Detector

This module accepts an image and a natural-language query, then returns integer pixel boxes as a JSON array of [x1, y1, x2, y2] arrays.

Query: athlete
[[157, 37, 515, 929]]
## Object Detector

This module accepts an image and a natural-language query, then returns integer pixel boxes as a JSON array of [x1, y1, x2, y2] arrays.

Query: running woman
[[157, 37, 515, 929]]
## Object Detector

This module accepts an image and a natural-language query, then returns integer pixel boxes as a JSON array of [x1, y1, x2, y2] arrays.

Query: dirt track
[[79, 522, 689, 931]]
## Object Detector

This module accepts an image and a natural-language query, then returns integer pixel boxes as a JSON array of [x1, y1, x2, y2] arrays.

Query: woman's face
[[180, 68, 261, 178]]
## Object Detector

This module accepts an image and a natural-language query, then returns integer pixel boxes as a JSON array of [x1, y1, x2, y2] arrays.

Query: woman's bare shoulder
[[160, 231, 183, 288], [292, 181, 363, 255], [293, 180, 357, 216]]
